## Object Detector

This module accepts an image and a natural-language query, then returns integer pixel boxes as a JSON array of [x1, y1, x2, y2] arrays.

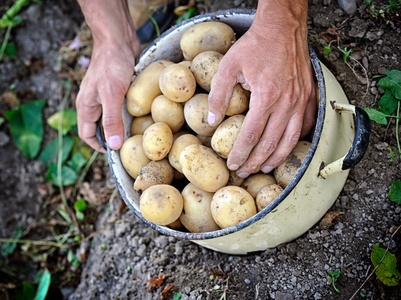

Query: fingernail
[[261, 165, 274, 174], [237, 171, 249, 178], [228, 164, 239, 171], [107, 135, 122, 149], [208, 111, 216, 125]]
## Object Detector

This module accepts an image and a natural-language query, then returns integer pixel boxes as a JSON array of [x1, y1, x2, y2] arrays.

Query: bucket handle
[[319, 102, 371, 178], [96, 117, 108, 150]]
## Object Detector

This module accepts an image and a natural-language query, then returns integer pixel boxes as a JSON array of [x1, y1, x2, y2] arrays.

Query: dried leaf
[[319, 210, 341, 229], [210, 269, 227, 280], [321, 27, 340, 43], [161, 284, 174, 300], [147, 273, 166, 292]]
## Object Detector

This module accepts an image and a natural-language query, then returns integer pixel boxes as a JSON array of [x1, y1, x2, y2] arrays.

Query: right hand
[[76, 40, 140, 153]]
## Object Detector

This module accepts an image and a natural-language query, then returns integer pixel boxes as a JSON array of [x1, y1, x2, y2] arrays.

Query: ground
[[0, 0, 401, 299]]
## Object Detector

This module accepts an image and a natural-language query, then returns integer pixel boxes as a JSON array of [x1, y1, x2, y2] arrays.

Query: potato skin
[[241, 173, 277, 199], [133, 159, 174, 192], [140, 184, 183, 225], [120, 135, 151, 179], [151, 95, 185, 133], [227, 170, 245, 186], [274, 141, 311, 188], [168, 134, 202, 173], [126, 60, 173, 117], [191, 51, 223, 92], [159, 64, 196, 103], [131, 115, 154, 135], [255, 184, 283, 212], [180, 21, 236, 60], [226, 84, 250, 116], [142, 122, 173, 161], [211, 186, 257, 229], [184, 93, 219, 136], [180, 144, 229, 193], [211, 114, 244, 159], [180, 183, 220, 233]]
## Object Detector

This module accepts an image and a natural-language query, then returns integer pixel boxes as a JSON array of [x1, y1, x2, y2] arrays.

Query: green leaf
[[5, 99, 46, 159], [45, 164, 77, 186], [15, 280, 35, 300], [67, 152, 87, 173], [378, 90, 399, 115], [324, 46, 331, 55], [173, 293, 182, 300], [0, 117, 4, 126], [39, 136, 74, 165], [388, 180, 401, 204], [1, 226, 22, 258], [33, 269, 51, 300], [74, 199, 87, 212], [371, 243, 401, 286], [57, 207, 72, 224], [47, 109, 77, 135], [378, 69, 401, 99], [4, 42, 17, 57], [364, 107, 388, 125]]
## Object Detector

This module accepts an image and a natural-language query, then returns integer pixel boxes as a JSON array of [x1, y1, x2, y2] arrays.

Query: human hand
[[207, 1, 316, 178], [76, 0, 141, 153]]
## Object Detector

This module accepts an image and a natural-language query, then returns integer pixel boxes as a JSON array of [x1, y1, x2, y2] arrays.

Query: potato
[[142, 122, 173, 160], [168, 134, 202, 173], [226, 84, 250, 116], [211, 114, 244, 159], [180, 183, 220, 233], [120, 135, 151, 179], [180, 21, 236, 60], [140, 184, 183, 225], [191, 51, 223, 92], [241, 173, 277, 199], [131, 115, 154, 135], [210, 186, 257, 229], [227, 170, 245, 186], [196, 134, 212, 148], [274, 141, 311, 188], [167, 218, 184, 230], [133, 159, 174, 192], [151, 95, 185, 133], [126, 60, 173, 117], [159, 63, 197, 103], [180, 144, 229, 193], [178, 60, 192, 69], [255, 184, 283, 212], [184, 93, 219, 136]]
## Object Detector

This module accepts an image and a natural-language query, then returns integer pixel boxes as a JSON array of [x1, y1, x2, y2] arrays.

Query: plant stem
[[396, 101, 400, 158], [0, 238, 70, 249], [0, 24, 13, 61]]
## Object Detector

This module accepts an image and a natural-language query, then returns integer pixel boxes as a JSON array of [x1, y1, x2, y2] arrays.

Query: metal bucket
[[104, 9, 370, 255]]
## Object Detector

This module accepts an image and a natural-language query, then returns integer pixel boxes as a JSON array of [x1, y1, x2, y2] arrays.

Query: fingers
[[76, 85, 107, 153], [207, 58, 237, 126]]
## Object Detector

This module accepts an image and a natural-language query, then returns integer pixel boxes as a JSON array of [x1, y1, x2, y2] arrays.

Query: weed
[[0, 0, 41, 60], [327, 269, 341, 293], [364, 69, 401, 204]]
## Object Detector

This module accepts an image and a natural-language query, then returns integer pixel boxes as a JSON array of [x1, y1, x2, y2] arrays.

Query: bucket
[[101, 9, 371, 255]]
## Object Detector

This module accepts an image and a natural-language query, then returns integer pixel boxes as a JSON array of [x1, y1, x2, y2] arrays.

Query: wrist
[[78, 0, 140, 56]]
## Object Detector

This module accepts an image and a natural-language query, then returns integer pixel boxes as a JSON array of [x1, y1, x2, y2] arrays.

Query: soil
[[1, 0, 401, 299]]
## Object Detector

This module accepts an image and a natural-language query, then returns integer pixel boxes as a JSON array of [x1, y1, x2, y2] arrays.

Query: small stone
[[244, 279, 251, 285]]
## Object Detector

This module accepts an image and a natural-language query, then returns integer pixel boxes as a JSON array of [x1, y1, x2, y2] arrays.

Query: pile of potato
[[120, 21, 311, 233]]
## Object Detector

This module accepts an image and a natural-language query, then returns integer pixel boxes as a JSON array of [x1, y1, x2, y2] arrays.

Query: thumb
[[101, 88, 125, 150]]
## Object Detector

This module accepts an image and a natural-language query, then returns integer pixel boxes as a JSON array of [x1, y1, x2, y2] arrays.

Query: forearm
[[254, 0, 308, 27], [77, 0, 139, 51]]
